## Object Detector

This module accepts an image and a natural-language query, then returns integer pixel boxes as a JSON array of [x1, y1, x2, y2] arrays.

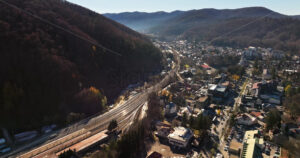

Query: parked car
[[0, 147, 11, 154], [0, 144, 7, 150]]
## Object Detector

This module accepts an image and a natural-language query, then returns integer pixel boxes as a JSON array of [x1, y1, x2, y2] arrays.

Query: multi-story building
[[240, 130, 264, 158], [168, 126, 193, 148]]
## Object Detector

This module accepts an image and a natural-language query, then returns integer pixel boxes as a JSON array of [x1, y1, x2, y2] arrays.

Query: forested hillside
[[0, 0, 162, 132], [104, 11, 184, 32], [107, 7, 300, 54], [150, 7, 285, 37], [293, 15, 300, 20], [183, 17, 300, 54], [152, 7, 300, 54]]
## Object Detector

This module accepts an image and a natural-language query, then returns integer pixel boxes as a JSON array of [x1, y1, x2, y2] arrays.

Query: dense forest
[[203, 55, 240, 68], [154, 7, 300, 54], [0, 0, 162, 132], [150, 7, 284, 36], [182, 17, 300, 54]]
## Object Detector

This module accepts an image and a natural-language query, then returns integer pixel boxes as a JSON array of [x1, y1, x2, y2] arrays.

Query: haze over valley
[[1, 0, 300, 158]]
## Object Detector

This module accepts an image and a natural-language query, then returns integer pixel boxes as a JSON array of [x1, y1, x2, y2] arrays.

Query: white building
[[241, 130, 264, 158], [168, 126, 193, 148], [177, 106, 193, 118], [165, 102, 177, 116]]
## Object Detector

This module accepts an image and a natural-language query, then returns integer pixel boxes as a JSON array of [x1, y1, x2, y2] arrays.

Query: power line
[[209, 12, 274, 44], [0, 0, 122, 56]]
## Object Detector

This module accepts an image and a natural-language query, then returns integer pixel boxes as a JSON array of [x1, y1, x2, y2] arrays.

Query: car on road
[[216, 153, 223, 158], [224, 146, 228, 152], [265, 149, 270, 156]]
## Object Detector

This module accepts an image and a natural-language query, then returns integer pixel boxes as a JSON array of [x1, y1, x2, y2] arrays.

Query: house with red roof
[[201, 64, 211, 69]]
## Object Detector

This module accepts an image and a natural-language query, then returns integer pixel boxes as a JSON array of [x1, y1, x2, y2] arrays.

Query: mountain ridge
[[105, 7, 300, 54], [293, 15, 300, 19], [105, 7, 286, 33], [0, 0, 163, 131], [104, 10, 184, 32]]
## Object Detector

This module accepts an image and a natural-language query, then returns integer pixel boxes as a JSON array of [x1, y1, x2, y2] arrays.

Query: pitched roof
[[250, 111, 262, 118], [198, 96, 208, 102], [201, 64, 210, 69], [252, 82, 260, 89], [147, 152, 162, 158]]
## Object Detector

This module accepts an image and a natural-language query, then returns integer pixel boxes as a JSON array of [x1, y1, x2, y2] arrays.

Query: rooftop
[[238, 114, 257, 122], [241, 130, 264, 158], [209, 84, 217, 91], [147, 151, 162, 158], [230, 140, 242, 151], [250, 112, 262, 118], [241, 138, 256, 158], [56, 130, 108, 155], [216, 87, 226, 93], [222, 81, 230, 87], [168, 126, 193, 142], [201, 64, 210, 69], [244, 130, 259, 140], [198, 96, 208, 102], [252, 82, 260, 89], [166, 102, 176, 108]]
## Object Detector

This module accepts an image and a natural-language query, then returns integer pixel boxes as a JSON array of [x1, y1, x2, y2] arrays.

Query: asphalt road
[[218, 78, 250, 158]]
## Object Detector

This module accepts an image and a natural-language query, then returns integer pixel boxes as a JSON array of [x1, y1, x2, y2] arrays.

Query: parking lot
[[262, 142, 281, 158]]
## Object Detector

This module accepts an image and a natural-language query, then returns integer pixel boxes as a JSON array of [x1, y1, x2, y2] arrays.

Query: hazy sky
[[68, 0, 300, 15]]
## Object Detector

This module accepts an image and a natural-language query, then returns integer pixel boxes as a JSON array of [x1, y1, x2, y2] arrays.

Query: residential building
[[262, 69, 272, 80], [229, 140, 242, 156], [201, 64, 211, 70], [155, 127, 172, 138], [155, 121, 172, 138], [177, 106, 193, 118], [250, 112, 264, 121], [147, 151, 162, 158], [260, 94, 281, 105], [236, 114, 257, 126], [208, 84, 228, 103], [197, 96, 209, 108], [168, 126, 193, 148], [165, 102, 177, 116]]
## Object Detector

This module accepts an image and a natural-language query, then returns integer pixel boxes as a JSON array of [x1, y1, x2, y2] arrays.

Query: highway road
[[4, 49, 180, 158]]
